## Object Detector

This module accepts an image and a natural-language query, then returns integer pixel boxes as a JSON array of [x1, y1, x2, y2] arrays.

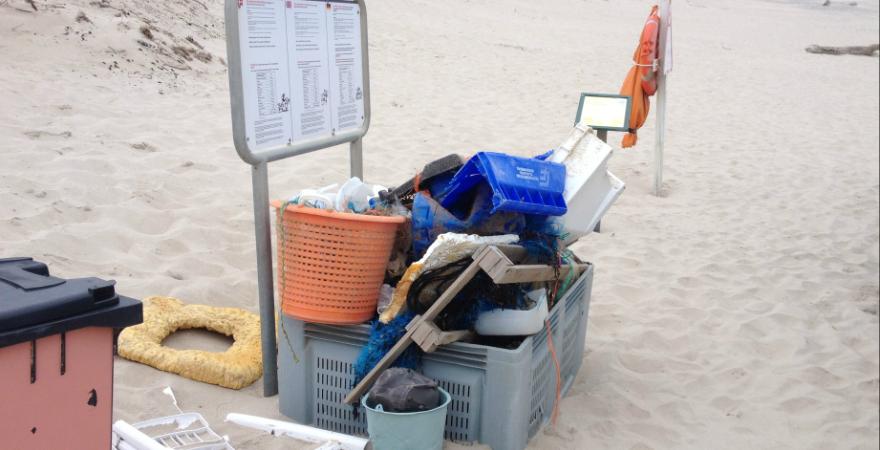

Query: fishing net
[[353, 311, 421, 387]]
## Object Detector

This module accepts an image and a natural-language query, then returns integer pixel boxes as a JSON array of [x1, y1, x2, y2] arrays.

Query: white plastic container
[[113, 413, 233, 450], [549, 123, 626, 244], [362, 388, 451, 450], [475, 289, 549, 336]]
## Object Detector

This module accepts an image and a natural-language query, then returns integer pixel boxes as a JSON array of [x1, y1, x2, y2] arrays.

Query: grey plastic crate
[[278, 264, 593, 450]]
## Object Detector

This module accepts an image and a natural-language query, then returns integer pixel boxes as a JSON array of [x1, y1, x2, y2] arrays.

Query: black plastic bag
[[366, 368, 440, 413]]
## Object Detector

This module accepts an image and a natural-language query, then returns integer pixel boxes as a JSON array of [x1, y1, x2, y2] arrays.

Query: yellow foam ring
[[118, 296, 262, 390]]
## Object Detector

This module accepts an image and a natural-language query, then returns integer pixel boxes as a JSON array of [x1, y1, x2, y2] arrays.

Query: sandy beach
[[1, 0, 878, 448]]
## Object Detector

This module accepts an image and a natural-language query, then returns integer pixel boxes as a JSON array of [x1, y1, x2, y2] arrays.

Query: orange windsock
[[620, 5, 660, 148]]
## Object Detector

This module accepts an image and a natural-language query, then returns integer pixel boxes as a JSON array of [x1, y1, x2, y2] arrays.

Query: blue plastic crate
[[278, 264, 593, 450], [440, 152, 567, 217]]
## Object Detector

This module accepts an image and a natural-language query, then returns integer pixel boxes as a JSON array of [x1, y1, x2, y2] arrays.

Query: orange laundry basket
[[272, 201, 405, 325]]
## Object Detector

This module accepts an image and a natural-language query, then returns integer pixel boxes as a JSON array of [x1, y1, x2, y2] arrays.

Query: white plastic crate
[[550, 124, 625, 245], [278, 264, 593, 450], [112, 413, 233, 450]]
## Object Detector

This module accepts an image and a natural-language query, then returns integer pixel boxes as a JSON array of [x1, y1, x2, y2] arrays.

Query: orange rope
[[545, 319, 562, 426]]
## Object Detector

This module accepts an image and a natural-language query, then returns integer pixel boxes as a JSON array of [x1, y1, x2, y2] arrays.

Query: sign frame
[[224, 0, 372, 397], [573, 92, 632, 132], [225, 0, 372, 166]]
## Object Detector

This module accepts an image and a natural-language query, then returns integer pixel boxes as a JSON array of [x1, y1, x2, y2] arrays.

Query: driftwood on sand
[[806, 44, 880, 56]]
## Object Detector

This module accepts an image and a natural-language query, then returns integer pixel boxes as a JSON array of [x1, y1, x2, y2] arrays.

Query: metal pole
[[350, 138, 364, 179], [251, 162, 279, 396], [654, 0, 670, 196], [594, 128, 608, 233]]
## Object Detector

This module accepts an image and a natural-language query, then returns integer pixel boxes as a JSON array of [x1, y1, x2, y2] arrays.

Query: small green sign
[[574, 93, 632, 132]]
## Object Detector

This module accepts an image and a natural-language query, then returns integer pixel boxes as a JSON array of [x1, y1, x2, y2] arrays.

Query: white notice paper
[[580, 96, 630, 130], [235, 0, 366, 153], [327, 1, 365, 134], [287, 0, 333, 141], [238, 0, 293, 150]]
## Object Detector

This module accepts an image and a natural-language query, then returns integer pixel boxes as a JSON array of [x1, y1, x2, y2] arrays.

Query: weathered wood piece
[[408, 319, 473, 353], [478, 246, 589, 284]]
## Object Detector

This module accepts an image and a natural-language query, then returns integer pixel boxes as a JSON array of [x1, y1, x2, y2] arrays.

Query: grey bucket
[[362, 387, 451, 450]]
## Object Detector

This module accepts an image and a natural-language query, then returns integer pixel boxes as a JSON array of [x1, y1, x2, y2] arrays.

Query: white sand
[[1, 0, 878, 448]]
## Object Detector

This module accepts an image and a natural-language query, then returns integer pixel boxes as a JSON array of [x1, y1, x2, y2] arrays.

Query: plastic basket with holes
[[272, 201, 406, 325], [278, 264, 593, 450]]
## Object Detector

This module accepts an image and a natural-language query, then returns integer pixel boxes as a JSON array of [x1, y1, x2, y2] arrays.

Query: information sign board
[[227, 0, 369, 163], [574, 93, 631, 132]]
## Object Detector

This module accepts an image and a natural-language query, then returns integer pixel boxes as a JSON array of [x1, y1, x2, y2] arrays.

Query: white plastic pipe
[[226, 413, 370, 450], [315, 442, 349, 450], [112, 421, 168, 450]]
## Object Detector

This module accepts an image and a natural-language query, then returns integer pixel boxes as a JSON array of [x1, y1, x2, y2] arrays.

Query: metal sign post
[[654, 0, 672, 196], [225, 0, 372, 396]]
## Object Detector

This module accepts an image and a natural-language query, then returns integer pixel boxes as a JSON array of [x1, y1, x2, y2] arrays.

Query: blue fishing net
[[353, 311, 421, 387]]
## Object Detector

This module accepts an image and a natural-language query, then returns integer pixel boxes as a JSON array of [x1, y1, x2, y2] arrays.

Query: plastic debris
[[411, 184, 526, 258], [113, 389, 232, 450], [225, 413, 369, 450], [290, 183, 338, 210], [353, 311, 421, 386], [162, 387, 183, 414], [288, 177, 387, 214], [336, 177, 383, 213], [440, 152, 567, 216], [362, 387, 451, 450], [549, 123, 625, 244], [475, 288, 549, 336], [377, 284, 394, 315], [391, 153, 464, 204], [113, 413, 233, 450], [379, 233, 519, 324], [366, 368, 441, 413]]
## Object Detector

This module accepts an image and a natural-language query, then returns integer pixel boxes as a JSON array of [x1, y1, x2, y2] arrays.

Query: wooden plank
[[477, 246, 512, 280], [490, 263, 589, 284], [493, 244, 529, 262], [437, 329, 472, 345], [421, 254, 485, 321], [409, 318, 439, 351], [409, 320, 472, 352]]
